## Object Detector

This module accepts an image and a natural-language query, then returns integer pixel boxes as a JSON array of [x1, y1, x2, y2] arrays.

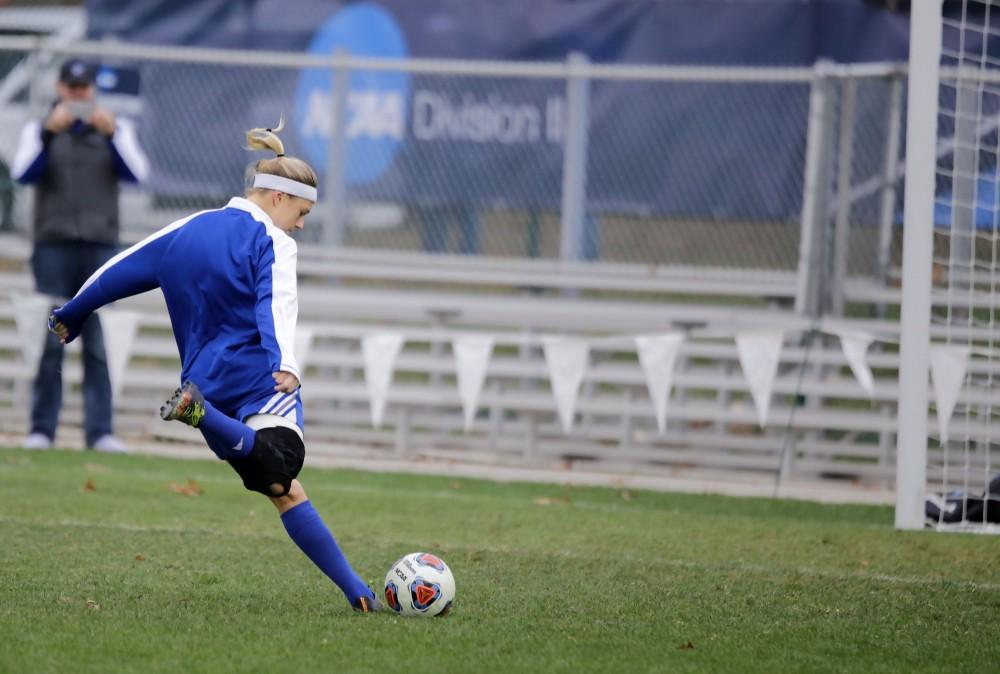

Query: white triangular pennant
[[453, 335, 494, 432], [13, 293, 54, 377], [735, 330, 784, 428], [634, 333, 685, 434], [929, 345, 970, 444], [361, 332, 404, 428], [100, 309, 142, 402], [294, 326, 316, 374], [837, 331, 875, 397], [542, 337, 588, 433]]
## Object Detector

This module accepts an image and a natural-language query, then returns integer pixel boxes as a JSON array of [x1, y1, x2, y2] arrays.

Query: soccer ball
[[383, 552, 455, 617]]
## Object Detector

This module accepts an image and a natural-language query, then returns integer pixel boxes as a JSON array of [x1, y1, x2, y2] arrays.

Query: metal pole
[[325, 49, 349, 245], [875, 76, 904, 454], [832, 76, 856, 317], [796, 61, 835, 318], [876, 73, 904, 286], [27, 39, 48, 117], [896, 0, 942, 531], [950, 81, 978, 323], [559, 52, 590, 262]]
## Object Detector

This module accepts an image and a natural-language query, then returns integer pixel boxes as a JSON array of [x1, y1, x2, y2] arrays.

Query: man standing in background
[[11, 58, 149, 452]]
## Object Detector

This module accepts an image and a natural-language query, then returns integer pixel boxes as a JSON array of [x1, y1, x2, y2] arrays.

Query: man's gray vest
[[33, 127, 119, 245]]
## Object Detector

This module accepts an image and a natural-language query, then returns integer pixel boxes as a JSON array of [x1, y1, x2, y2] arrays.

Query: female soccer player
[[48, 122, 380, 613]]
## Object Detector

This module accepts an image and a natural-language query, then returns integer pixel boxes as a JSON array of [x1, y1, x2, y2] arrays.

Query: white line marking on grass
[[2, 515, 998, 593], [0, 515, 243, 537], [89, 467, 894, 525], [650, 557, 1000, 592]]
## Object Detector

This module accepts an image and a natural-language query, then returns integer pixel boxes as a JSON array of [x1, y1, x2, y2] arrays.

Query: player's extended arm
[[52, 227, 178, 343]]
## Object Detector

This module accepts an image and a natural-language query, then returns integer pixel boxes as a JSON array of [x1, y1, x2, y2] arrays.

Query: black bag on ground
[[925, 475, 1000, 524]]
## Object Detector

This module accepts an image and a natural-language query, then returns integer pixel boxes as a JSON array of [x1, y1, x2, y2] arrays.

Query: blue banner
[[86, 0, 914, 220]]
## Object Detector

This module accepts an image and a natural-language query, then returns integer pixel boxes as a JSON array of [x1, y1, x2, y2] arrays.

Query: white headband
[[252, 173, 318, 203]]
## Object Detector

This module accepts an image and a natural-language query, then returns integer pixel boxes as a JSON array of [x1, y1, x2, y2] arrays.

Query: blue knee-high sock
[[281, 500, 373, 604], [198, 401, 255, 460]]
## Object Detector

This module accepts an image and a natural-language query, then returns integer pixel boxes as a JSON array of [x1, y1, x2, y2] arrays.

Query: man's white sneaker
[[22, 433, 52, 450], [92, 435, 128, 453]]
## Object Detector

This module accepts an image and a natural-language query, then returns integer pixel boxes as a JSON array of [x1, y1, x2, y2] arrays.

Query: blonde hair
[[245, 116, 318, 195]]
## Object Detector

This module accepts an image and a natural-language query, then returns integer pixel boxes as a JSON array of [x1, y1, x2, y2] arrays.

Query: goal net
[[899, 0, 1000, 532]]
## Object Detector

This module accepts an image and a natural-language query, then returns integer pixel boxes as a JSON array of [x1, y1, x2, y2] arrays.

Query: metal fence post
[[831, 75, 856, 317], [872, 72, 907, 461], [395, 407, 412, 458], [560, 52, 590, 263], [324, 49, 349, 245], [875, 71, 904, 287], [796, 61, 836, 318], [950, 76, 978, 323], [27, 38, 48, 118]]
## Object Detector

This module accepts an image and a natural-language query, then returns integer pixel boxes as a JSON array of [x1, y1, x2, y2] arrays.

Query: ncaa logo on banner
[[294, 3, 410, 184]]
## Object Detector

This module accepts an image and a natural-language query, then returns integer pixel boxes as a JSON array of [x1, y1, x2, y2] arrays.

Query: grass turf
[[1, 447, 998, 674]]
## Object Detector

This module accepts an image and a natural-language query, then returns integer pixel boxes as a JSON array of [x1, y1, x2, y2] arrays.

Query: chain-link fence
[[0, 38, 905, 311]]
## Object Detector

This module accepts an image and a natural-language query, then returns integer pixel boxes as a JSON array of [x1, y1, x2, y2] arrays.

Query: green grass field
[[1, 448, 998, 674]]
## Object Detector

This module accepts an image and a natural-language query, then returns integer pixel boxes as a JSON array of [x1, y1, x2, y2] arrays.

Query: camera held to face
[[66, 101, 95, 121]]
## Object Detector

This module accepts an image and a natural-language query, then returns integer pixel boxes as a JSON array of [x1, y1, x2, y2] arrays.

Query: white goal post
[[895, 0, 942, 530], [898, 0, 1000, 532]]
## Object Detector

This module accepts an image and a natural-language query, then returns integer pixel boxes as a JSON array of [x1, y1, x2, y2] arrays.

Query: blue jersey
[[53, 197, 304, 431]]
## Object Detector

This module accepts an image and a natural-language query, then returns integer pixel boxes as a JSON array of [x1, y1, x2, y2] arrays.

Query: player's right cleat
[[160, 380, 206, 428], [352, 589, 382, 614]]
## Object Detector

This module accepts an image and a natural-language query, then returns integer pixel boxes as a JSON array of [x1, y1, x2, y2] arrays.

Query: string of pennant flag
[[10, 293, 977, 442]]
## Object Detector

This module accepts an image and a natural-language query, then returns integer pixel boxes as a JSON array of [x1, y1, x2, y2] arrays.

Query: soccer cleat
[[352, 589, 382, 614], [159, 380, 206, 428]]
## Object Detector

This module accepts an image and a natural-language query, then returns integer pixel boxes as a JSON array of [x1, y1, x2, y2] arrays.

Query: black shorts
[[227, 427, 305, 497]]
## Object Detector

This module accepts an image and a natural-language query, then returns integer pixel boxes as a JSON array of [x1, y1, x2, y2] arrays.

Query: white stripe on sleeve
[[11, 121, 43, 180], [110, 117, 150, 183]]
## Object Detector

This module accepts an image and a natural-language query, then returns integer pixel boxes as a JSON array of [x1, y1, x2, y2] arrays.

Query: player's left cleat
[[352, 589, 382, 613], [160, 380, 206, 428]]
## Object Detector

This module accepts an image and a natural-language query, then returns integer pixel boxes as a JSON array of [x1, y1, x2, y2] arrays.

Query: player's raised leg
[[160, 380, 255, 459]]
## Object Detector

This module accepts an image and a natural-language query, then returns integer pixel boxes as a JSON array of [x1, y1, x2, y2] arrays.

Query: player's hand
[[48, 314, 70, 345], [272, 371, 300, 393], [44, 104, 75, 133], [88, 107, 116, 136]]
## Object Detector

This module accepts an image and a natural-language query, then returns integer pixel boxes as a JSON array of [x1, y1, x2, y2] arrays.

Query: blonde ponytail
[[246, 115, 286, 157], [245, 115, 318, 194]]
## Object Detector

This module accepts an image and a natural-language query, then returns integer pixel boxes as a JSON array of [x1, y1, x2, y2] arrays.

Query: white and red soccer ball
[[384, 552, 455, 617]]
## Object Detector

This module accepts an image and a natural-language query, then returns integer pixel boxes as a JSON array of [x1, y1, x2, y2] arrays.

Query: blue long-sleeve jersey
[[53, 197, 304, 431]]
